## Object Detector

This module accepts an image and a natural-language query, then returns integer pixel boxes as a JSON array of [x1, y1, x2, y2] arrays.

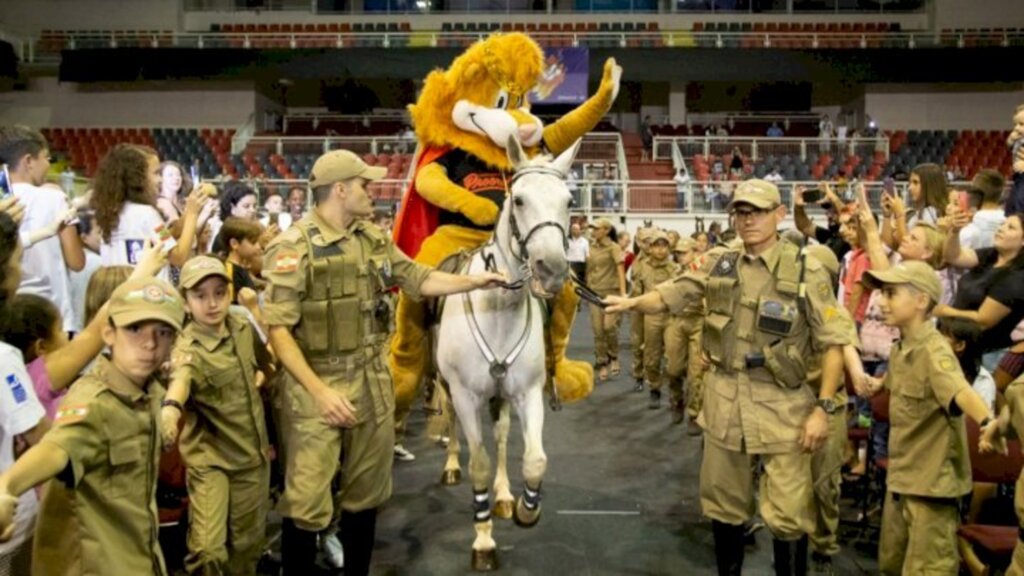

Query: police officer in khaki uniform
[[586, 217, 626, 381], [605, 180, 855, 575], [665, 237, 707, 431], [261, 149, 505, 575], [162, 256, 276, 576], [0, 277, 185, 576], [631, 229, 680, 409], [629, 227, 654, 391]]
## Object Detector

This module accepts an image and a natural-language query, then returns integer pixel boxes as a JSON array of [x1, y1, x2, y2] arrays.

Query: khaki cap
[[108, 277, 185, 331], [804, 244, 840, 278], [647, 229, 670, 245], [588, 218, 614, 230], [862, 260, 942, 304], [674, 237, 697, 253], [727, 179, 782, 211], [309, 149, 387, 187], [179, 256, 231, 290]]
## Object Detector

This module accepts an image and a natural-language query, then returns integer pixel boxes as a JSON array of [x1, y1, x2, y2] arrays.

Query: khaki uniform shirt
[[33, 356, 166, 576], [587, 237, 624, 294], [885, 321, 972, 498], [633, 257, 679, 297], [262, 210, 433, 425], [171, 309, 270, 470], [656, 239, 855, 454]]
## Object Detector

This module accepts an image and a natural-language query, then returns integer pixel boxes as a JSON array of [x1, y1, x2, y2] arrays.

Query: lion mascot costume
[[390, 33, 622, 437]]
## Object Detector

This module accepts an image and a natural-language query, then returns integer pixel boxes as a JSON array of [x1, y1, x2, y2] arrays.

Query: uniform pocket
[[763, 340, 807, 390], [331, 299, 360, 352], [298, 301, 330, 353], [703, 313, 733, 365], [108, 438, 143, 497]]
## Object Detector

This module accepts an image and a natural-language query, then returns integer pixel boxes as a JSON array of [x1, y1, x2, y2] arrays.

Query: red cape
[[392, 145, 450, 259]]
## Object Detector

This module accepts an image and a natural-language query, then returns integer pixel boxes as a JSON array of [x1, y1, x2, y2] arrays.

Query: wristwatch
[[816, 398, 839, 415]]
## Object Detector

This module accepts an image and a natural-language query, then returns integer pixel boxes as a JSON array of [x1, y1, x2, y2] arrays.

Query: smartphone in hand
[[802, 188, 824, 204]]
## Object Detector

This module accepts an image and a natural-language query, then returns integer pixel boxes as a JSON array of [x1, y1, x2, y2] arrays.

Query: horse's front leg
[[511, 383, 548, 528], [491, 399, 514, 519], [450, 383, 499, 571]]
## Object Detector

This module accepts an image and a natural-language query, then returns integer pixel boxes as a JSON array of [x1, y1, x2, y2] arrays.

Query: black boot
[[772, 536, 809, 576], [340, 507, 378, 576], [711, 520, 744, 576], [281, 518, 319, 575]]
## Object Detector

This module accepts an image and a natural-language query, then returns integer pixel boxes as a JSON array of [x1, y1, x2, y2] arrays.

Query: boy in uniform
[[981, 374, 1024, 575], [860, 261, 996, 575], [664, 237, 705, 431], [629, 227, 653, 391], [631, 229, 679, 408], [0, 277, 184, 576], [162, 256, 275, 575]]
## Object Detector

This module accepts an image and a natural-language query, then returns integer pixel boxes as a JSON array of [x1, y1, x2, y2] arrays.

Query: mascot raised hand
[[390, 33, 622, 432]]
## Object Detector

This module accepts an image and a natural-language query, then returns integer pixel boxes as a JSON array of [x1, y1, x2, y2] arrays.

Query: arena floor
[[368, 312, 882, 576]]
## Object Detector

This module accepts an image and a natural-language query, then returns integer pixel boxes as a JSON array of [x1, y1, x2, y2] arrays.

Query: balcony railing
[[25, 28, 1024, 62], [653, 135, 891, 164]]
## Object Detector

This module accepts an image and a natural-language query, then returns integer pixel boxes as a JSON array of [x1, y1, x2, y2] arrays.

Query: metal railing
[[24, 29, 1024, 62], [244, 135, 414, 157], [653, 135, 891, 164]]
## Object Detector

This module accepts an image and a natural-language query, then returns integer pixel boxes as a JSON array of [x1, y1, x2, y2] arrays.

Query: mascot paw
[[601, 58, 623, 101], [553, 358, 594, 403], [465, 196, 501, 227]]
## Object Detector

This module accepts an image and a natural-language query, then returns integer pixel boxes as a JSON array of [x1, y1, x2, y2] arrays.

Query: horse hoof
[[513, 498, 541, 528], [440, 469, 462, 486], [492, 500, 514, 519], [471, 548, 499, 571]]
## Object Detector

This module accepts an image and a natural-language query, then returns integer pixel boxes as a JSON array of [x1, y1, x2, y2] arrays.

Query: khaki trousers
[[809, 406, 847, 556], [642, 313, 669, 390], [665, 315, 704, 414], [185, 463, 270, 576], [590, 300, 620, 366], [879, 491, 960, 575], [700, 439, 814, 540], [631, 311, 645, 380]]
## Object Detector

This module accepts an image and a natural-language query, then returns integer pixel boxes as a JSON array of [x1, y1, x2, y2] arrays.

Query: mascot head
[[409, 33, 546, 169]]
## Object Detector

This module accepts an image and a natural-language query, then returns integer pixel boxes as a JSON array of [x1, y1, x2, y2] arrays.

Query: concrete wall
[[865, 83, 1024, 131], [0, 0, 181, 36], [932, 0, 1024, 31], [0, 78, 256, 128]]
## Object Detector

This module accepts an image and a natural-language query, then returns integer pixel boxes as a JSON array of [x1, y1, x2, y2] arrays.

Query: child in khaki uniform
[[631, 230, 679, 409], [980, 374, 1024, 575], [629, 227, 653, 392], [860, 261, 996, 575], [0, 277, 185, 576], [586, 218, 626, 381], [162, 256, 276, 576], [664, 237, 705, 431]]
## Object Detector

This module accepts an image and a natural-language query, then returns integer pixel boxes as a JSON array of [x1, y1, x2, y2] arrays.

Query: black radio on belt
[[744, 352, 766, 369]]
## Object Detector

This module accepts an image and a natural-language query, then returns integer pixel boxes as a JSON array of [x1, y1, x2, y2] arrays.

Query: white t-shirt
[[67, 250, 102, 333], [98, 202, 168, 280], [0, 342, 45, 557], [972, 367, 997, 413], [13, 183, 75, 333], [960, 209, 1006, 250], [567, 236, 589, 264]]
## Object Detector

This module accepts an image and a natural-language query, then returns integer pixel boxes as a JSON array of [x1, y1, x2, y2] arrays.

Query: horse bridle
[[504, 166, 570, 264]]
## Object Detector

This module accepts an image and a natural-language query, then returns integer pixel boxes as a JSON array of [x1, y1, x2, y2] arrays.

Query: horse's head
[[503, 134, 581, 299]]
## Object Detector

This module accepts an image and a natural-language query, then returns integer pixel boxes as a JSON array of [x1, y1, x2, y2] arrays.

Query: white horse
[[434, 135, 580, 571]]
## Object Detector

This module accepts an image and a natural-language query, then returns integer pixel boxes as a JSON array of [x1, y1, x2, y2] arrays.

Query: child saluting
[[0, 276, 184, 575]]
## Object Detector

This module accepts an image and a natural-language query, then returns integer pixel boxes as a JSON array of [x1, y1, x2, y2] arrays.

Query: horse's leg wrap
[[473, 489, 491, 523], [521, 483, 542, 511]]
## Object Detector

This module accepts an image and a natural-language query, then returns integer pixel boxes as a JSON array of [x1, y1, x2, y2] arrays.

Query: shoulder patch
[[55, 404, 89, 425], [939, 357, 956, 372], [817, 281, 832, 299], [273, 251, 300, 273]]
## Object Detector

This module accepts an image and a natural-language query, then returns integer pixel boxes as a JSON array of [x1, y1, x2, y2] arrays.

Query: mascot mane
[[408, 33, 544, 170]]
